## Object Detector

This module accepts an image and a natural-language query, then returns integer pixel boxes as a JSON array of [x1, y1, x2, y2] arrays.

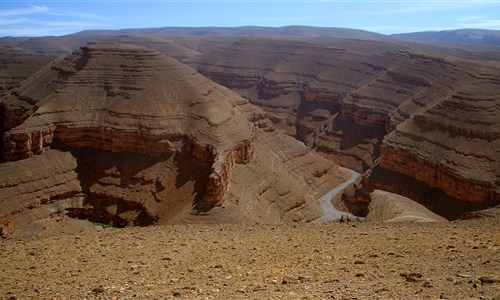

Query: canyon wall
[[1, 36, 498, 229], [0, 44, 349, 236], [0, 44, 255, 230], [0, 46, 54, 93], [186, 37, 500, 218]]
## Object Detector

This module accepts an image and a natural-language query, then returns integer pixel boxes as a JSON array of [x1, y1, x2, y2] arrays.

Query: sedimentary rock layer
[[0, 44, 349, 235], [186, 37, 500, 216], [0, 44, 254, 233], [1, 44, 256, 207], [0, 46, 54, 93], [367, 190, 448, 223], [378, 62, 500, 208], [187, 39, 478, 172], [0, 149, 88, 236]]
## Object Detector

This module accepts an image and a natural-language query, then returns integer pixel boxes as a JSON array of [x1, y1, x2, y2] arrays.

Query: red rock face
[[203, 136, 256, 207], [1, 36, 498, 228], [0, 45, 256, 232], [0, 44, 348, 235], [375, 67, 500, 214], [186, 37, 500, 217]]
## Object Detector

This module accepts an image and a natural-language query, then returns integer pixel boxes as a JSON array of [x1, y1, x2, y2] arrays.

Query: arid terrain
[[0, 26, 499, 299], [0, 43, 351, 236], [1, 217, 499, 299]]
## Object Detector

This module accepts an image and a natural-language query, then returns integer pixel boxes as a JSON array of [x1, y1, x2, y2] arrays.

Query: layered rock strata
[[366, 190, 448, 223], [0, 46, 54, 93], [0, 44, 349, 235], [0, 149, 89, 236], [186, 37, 500, 217], [0, 45, 254, 232], [183, 130, 351, 224], [0, 47, 54, 159], [373, 64, 500, 217], [1, 44, 255, 204]]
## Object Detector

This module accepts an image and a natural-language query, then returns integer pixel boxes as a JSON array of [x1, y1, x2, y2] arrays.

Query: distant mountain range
[[73, 26, 500, 46], [391, 29, 500, 46], [74, 26, 388, 40], [1, 27, 500, 52]]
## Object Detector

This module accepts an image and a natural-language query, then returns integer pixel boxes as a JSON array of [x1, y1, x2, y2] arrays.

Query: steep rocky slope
[[0, 33, 498, 225], [186, 37, 500, 218], [0, 46, 55, 163], [187, 37, 400, 171], [0, 46, 54, 93], [186, 38, 471, 171], [0, 44, 348, 236], [367, 61, 500, 218]]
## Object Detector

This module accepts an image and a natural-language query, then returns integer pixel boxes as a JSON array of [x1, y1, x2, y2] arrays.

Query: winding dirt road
[[313, 167, 361, 223]]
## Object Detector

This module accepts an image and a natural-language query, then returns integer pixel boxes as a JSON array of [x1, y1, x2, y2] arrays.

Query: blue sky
[[1, 1, 500, 37]]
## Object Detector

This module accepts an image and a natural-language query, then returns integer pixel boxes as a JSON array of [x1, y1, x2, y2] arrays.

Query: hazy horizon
[[1, 0, 500, 37]]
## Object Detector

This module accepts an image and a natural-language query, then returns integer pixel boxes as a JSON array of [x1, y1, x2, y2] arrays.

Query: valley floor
[[0, 219, 499, 299]]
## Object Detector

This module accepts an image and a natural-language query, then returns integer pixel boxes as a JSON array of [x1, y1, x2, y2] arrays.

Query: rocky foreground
[[1, 218, 499, 300]]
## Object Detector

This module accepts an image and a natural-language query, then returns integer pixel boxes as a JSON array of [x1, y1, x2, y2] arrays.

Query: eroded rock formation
[[185, 37, 500, 218], [0, 46, 54, 93], [371, 62, 500, 218], [0, 47, 54, 160], [186, 38, 417, 171], [366, 190, 448, 223], [1, 34, 498, 231], [0, 44, 349, 236]]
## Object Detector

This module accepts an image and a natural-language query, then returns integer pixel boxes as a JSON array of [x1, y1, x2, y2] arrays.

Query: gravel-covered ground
[[1, 219, 499, 299]]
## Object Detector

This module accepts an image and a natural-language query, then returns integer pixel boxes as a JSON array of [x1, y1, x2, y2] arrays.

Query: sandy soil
[[0, 219, 499, 300]]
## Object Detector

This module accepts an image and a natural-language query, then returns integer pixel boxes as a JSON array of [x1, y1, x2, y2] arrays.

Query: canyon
[[185, 37, 500, 219], [0, 27, 499, 236], [0, 44, 349, 236]]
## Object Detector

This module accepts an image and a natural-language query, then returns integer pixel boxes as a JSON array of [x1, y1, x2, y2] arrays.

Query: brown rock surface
[[186, 37, 500, 217], [370, 59, 500, 218], [186, 37, 400, 171], [0, 46, 54, 93], [1, 33, 498, 225], [183, 131, 350, 224], [0, 219, 498, 299], [1, 44, 255, 193], [0, 44, 349, 235], [367, 190, 448, 223], [0, 46, 54, 158], [0, 149, 88, 237]]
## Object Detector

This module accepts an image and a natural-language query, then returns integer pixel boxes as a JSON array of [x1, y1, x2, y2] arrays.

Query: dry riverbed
[[1, 219, 499, 299]]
